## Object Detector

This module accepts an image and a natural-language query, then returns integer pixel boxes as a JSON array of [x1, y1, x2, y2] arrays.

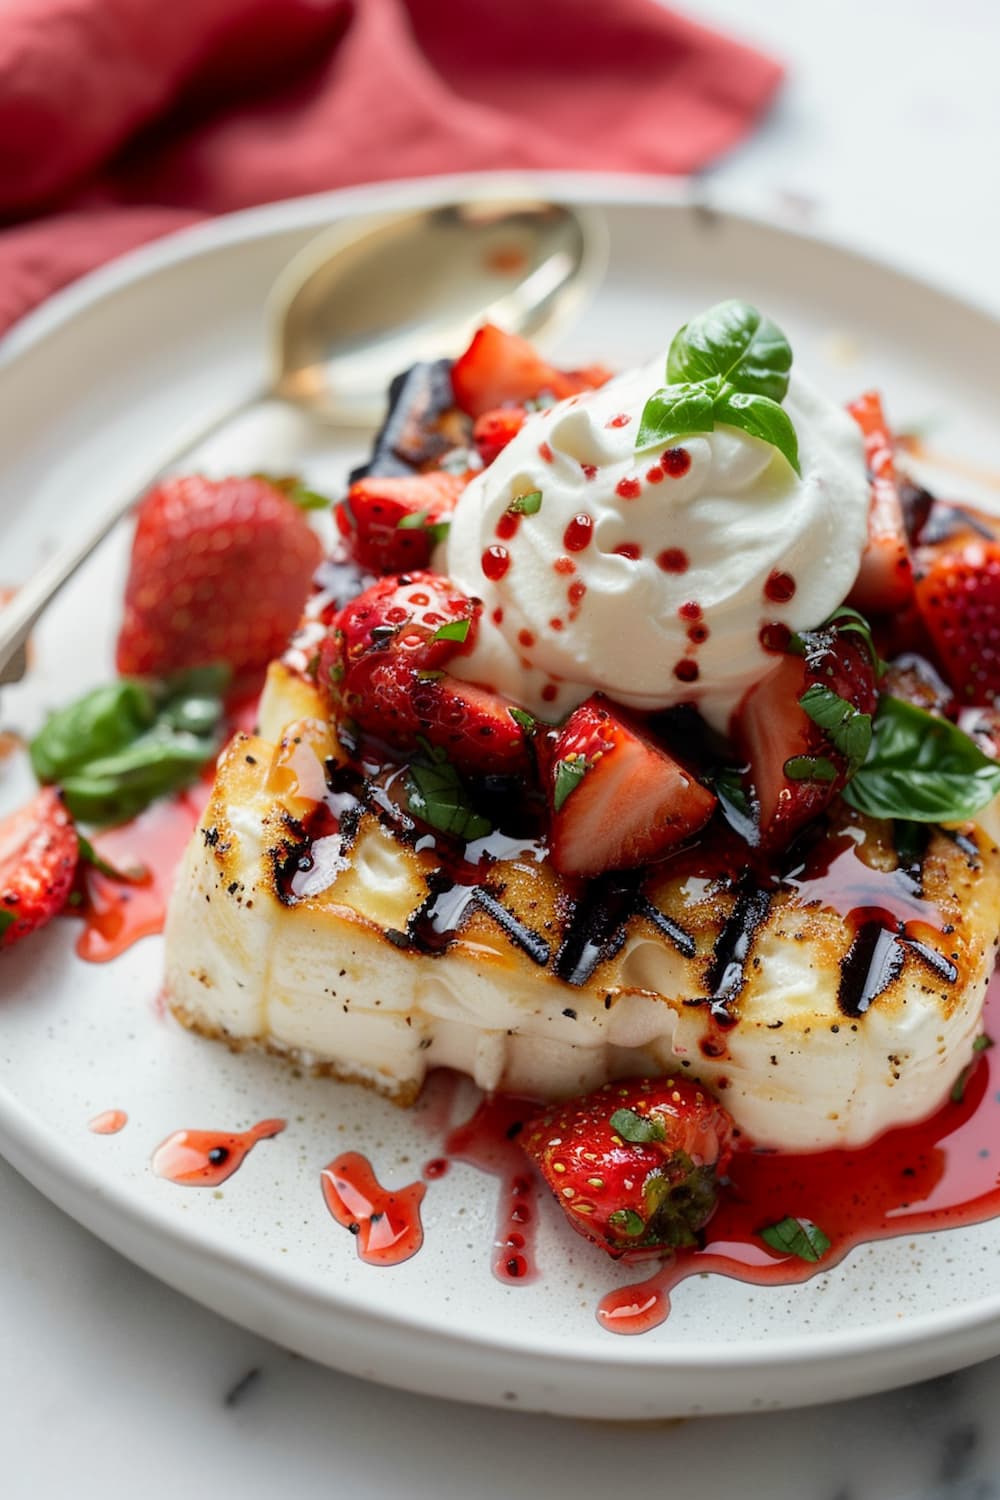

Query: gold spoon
[[0, 194, 606, 684]]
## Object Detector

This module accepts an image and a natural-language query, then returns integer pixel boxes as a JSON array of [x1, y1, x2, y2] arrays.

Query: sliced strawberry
[[116, 475, 322, 682], [330, 571, 481, 678], [735, 625, 879, 851], [472, 406, 528, 466], [545, 697, 715, 878], [913, 537, 1000, 704], [0, 788, 78, 951], [521, 1077, 733, 1258], [846, 391, 913, 614], [451, 324, 609, 418], [334, 471, 466, 574]]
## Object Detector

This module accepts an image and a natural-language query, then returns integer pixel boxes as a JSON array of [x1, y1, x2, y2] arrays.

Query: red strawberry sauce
[[88, 1109, 128, 1135], [152, 1119, 285, 1186], [445, 1093, 541, 1282], [321, 1151, 426, 1266]]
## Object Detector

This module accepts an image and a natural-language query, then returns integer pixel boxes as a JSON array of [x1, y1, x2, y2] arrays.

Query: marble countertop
[[7, 3, 1000, 1495]]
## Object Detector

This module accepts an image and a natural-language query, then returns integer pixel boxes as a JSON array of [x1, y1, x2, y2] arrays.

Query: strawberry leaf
[[759, 1216, 831, 1262]]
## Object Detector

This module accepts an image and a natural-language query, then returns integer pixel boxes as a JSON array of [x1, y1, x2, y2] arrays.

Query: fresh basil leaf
[[784, 754, 838, 783], [636, 383, 716, 453], [77, 835, 147, 884], [759, 1216, 831, 1262], [610, 1107, 667, 1144], [507, 490, 543, 516], [0, 909, 15, 940], [608, 1208, 646, 1238], [713, 390, 801, 475], [431, 618, 471, 645], [253, 473, 331, 511], [396, 509, 451, 546], [405, 748, 491, 841], [553, 754, 589, 812], [509, 707, 536, 734], [843, 695, 1000, 822], [30, 680, 157, 783], [799, 685, 872, 777], [667, 300, 793, 401], [821, 606, 885, 674], [712, 766, 758, 843], [60, 726, 219, 825]]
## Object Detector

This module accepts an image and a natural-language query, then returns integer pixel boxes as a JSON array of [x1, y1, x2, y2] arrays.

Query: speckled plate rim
[[5, 170, 1000, 1415]]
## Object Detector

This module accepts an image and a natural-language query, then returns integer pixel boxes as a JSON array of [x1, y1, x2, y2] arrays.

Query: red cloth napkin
[[0, 0, 782, 333]]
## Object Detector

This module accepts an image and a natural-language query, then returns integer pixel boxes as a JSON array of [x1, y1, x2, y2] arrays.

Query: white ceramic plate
[[4, 173, 1000, 1421]]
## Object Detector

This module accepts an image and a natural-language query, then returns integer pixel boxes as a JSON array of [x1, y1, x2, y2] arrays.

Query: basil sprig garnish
[[30, 666, 229, 825], [844, 696, 1000, 823], [637, 300, 800, 474], [404, 740, 491, 842]]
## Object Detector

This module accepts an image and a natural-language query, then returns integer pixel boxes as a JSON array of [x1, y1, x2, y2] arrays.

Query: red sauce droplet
[[646, 465, 665, 484], [563, 514, 593, 552], [553, 555, 576, 576], [606, 413, 631, 429], [423, 1157, 450, 1180], [445, 1095, 540, 1283], [482, 544, 510, 581], [759, 621, 792, 653], [496, 511, 520, 541], [73, 784, 209, 963], [568, 580, 587, 607], [615, 477, 642, 501], [600, 974, 1000, 1334], [674, 659, 699, 683], [550, 617, 564, 631], [89, 1109, 127, 1135], [657, 548, 689, 574], [663, 447, 692, 476], [541, 684, 559, 704], [688, 623, 710, 644], [581, 463, 598, 480], [538, 441, 554, 463], [764, 569, 797, 604], [322, 1151, 426, 1266], [518, 629, 536, 649], [492, 606, 504, 625], [152, 1119, 285, 1186], [614, 543, 642, 560], [678, 600, 702, 621]]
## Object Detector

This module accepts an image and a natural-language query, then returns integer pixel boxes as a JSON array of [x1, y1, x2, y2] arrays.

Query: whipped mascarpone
[[444, 359, 871, 730]]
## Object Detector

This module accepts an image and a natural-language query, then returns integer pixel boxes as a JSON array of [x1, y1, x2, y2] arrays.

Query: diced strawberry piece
[[451, 324, 609, 418], [735, 627, 879, 851], [0, 788, 78, 951], [521, 1077, 733, 1258], [329, 571, 481, 678], [846, 392, 914, 614], [334, 471, 465, 574], [545, 697, 715, 878], [472, 407, 528, 466], [116, 475, 322, 682], [913, 538, 1000, 704]]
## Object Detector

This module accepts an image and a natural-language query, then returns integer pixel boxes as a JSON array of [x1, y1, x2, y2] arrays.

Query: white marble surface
[[7, 2, 1000, 1494]]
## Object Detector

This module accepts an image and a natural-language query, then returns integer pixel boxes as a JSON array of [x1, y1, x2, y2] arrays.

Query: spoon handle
[[0, 388, 264, 685]]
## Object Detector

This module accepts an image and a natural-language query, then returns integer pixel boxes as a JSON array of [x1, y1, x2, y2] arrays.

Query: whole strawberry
[[116, 475, 323, 681], [0, 788, 78, 951], [521, 1077, 733, 1258]]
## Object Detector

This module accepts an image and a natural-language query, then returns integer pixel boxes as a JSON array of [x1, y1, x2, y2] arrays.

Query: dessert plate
[[4, 173, 1000, 1421]]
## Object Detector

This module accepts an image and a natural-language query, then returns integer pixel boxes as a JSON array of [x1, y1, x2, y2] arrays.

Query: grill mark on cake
[[635, 897, 697, 958], [940, 825, 982, 867], [838, 920, 906, 1016], [688, 883, 772, 1024], [553, 871, 643, 987], [900, 936, 959, 985], [407, 871, 550, 964]]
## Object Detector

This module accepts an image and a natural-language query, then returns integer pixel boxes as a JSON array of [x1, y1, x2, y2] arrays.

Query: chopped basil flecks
[[610, 1107, 667, 1145], [798, 684, 872, 778], [431, 618, 472, 646], [507, 490, 543, 516], [759, 1216, 831, 1262], [396, 509, 452, 546], [404, 743, 491, 842], [553, 755, 589, 812], [784, 754, 837, 784]]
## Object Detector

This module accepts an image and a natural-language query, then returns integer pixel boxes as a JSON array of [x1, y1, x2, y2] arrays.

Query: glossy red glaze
[[482, 545, 510, 581], [663, 447, 692, 477], [152, 1118, 285, 1186], [606, 413, 631, 429], [554, 556, 576, 576], [568, 580, 587, 607], [764, 569, 797, 603], [541, 684, 559, 704], [599, 977, 1000, 1334], [88, 1109, 127, 1135], [678, 600, 702, 621], [615, 477, 642, 501], [538, 441, 554, 463], [423, 1157, 450, 1180], [563, 514, 594, 552], [321, 1151, 426, 1266], [614, 543, 641, 560], [495, 511, 520, 541], [74, 783, 209, 963], [657, 548, 689, 574], [446, 1094, 540, 1283], [646, 465, 665, 484], [581, 463, 598, 480], [673, 659, 699, 683], [759, 621, 793, 653]]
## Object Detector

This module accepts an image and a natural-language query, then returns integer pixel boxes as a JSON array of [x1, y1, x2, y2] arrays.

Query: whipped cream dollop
[[444, 356, 871, 730]]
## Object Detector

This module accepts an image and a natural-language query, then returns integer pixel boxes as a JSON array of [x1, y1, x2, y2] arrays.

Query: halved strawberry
[[544, 697, 716, 878], [521, 1077, 734, 1258], [846, 391, 913, 614], [328, 571, 481, 680], [0, 788, 78, 951], [913, 537, 1000, 704], [451, 324, 610, 418], [334, 471, 466, 574], [735, 625, 879, 851], [472, 406, 528, 466]]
